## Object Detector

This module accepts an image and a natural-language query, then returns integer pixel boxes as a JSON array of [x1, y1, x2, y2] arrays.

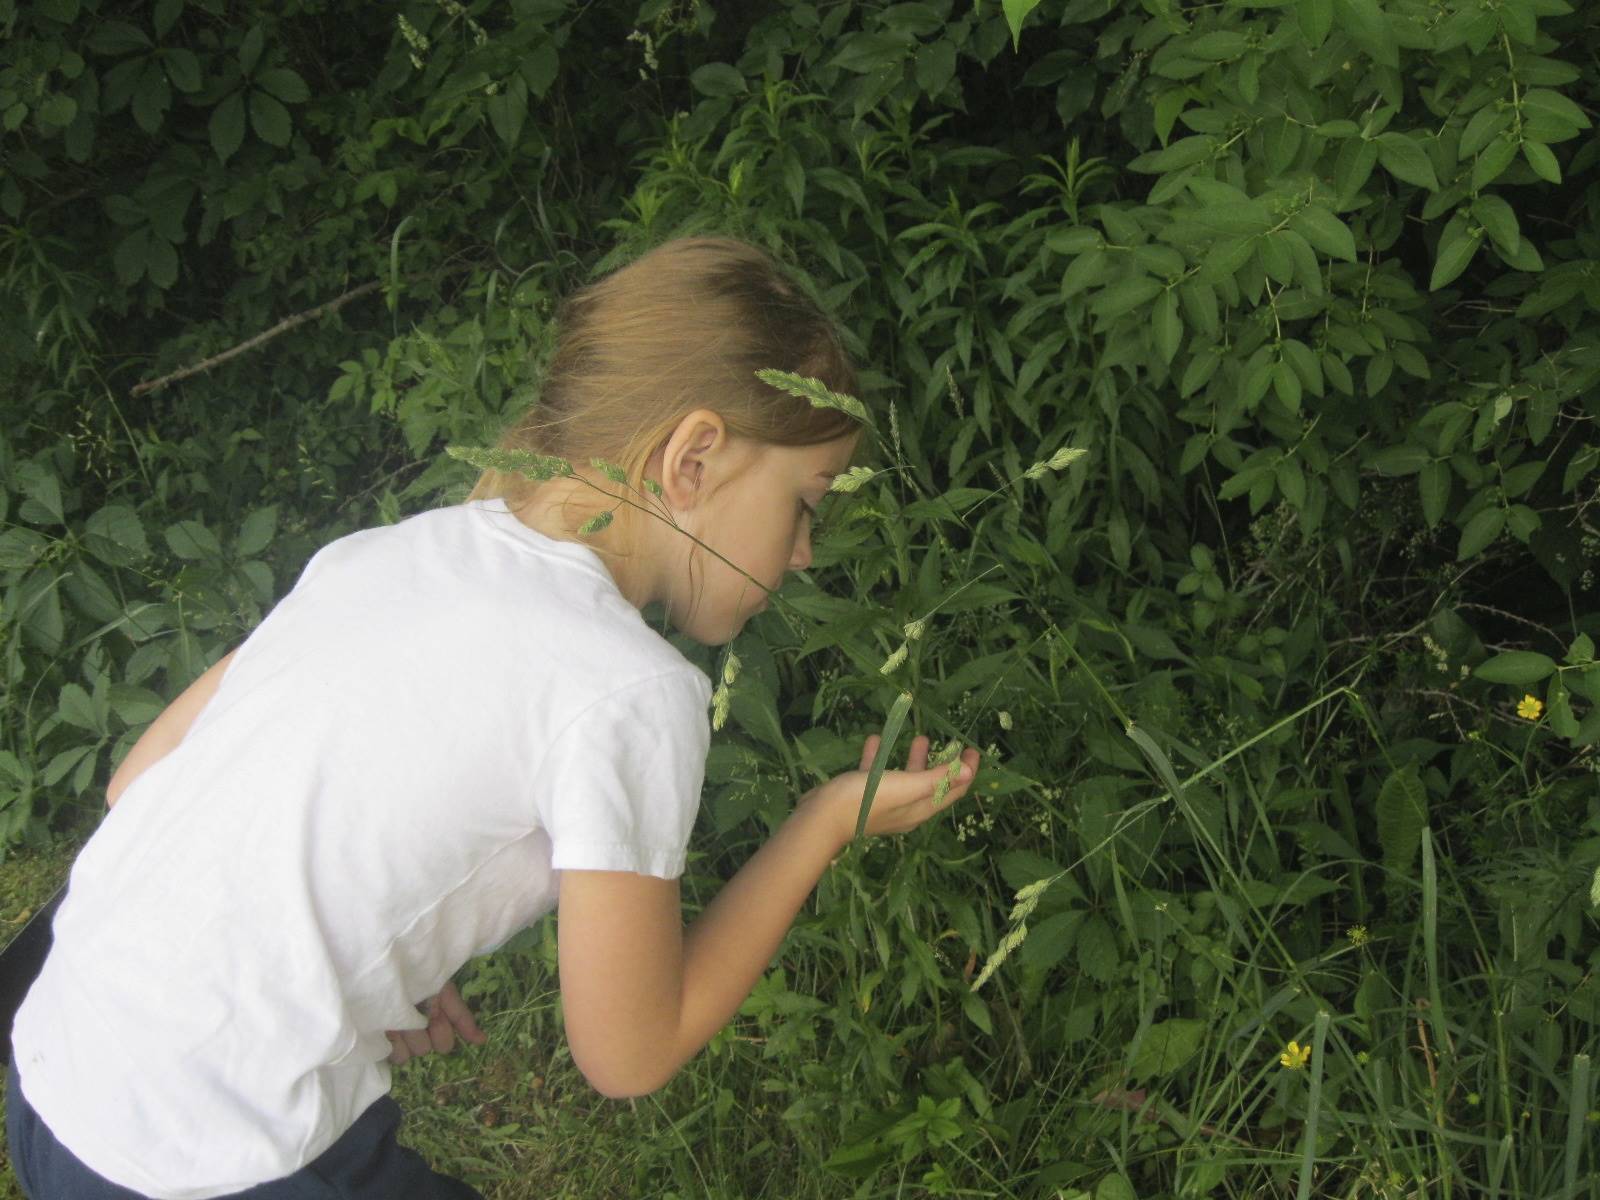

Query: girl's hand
[[385, 980, 487, 1066], [807, 733, 981, 847]]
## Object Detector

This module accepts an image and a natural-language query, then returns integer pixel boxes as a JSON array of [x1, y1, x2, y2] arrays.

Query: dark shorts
[[5, 1060, 484, 1200]]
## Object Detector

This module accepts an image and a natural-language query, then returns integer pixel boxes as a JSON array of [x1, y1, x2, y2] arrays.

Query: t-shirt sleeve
[[534, 669, 712, 879]]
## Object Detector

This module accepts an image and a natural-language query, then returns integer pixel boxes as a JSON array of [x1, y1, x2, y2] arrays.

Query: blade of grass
[[856, 691, 913, 840], [1565, 1052, 1591, 1200], [1294, 1010, 1333, 1200]]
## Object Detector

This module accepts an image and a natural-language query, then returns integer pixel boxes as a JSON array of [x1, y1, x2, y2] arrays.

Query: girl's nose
[[789, 526, 813, 572]]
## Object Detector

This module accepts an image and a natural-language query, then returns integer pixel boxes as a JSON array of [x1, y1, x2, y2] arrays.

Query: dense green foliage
[[4, 0, 1600, 1195]]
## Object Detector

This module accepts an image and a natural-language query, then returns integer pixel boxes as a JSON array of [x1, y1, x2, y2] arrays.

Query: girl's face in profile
[[671, 433, 859, 646]]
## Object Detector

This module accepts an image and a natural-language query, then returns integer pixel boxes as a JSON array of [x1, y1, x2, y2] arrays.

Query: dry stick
[[129, 279, 386, 397]]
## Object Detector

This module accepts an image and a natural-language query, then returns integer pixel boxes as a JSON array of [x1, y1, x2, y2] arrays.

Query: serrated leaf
[[236, 506, 278, 557], [164, 519, 221, 560], [1130, 1018, 1206, 1080], [84, 504, 150, 566], [1376, 765, 1426, 872]]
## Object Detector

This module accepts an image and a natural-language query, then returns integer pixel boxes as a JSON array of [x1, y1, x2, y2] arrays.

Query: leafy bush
[[4, 0, 1598, 1195]]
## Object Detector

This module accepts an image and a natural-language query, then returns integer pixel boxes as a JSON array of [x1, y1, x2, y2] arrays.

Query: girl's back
[[10, 497, 710, 1197]]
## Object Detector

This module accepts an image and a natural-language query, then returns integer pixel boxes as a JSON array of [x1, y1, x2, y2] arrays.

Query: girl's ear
[[657, 409, 727, 510]]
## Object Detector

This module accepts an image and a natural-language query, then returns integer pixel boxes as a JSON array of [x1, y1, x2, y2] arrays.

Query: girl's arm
[[105, 649, 236, 809], [556, 733, 980, 1099]]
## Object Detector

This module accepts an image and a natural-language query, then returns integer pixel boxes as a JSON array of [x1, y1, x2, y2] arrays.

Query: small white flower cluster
[[955, 808, 996, 843], [397, 14, 429, 69], [1420, 632, 1450, 674]]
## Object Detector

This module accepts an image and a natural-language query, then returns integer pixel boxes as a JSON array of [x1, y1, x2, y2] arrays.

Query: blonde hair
[[466, 235, 863, 565]]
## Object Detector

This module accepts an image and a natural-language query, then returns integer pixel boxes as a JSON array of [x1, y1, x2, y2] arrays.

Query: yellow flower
[[1279, 1040, 1311, 1070], [1516, 694, 1544, 721]]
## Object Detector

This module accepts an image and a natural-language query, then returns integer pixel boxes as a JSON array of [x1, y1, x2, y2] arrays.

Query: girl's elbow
[[580, 1059, 678, 1100]]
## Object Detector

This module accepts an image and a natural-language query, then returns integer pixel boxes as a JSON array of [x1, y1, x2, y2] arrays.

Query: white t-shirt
[[11, 498, 712, 1199]]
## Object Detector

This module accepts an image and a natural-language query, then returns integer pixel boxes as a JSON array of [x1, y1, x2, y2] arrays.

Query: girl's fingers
[[436, 982, 487, 1045], [906, 734, 930, 772], [386, 1032, 409, 1066], [427, 1011, 456, 1055], [859, 734, 880, 772]]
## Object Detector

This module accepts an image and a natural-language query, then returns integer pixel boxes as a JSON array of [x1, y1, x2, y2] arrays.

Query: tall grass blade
[[1565, 1052, 1591, 1200], [855, 691, 913, 840], [1294, 1010, 1332, 1200]]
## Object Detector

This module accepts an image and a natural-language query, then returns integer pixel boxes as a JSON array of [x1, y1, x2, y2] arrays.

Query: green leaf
[[255, 66, 309, 104], [1376, 765, 1426, 872], [84, 504, 150, 566], [689, 62, 746, 97], [1334, 0, 1396, 65], [236, 506, 278, 557], [1474, 651, 1557, 685], [1376, 132, 1439, 190], [1130, 1019, 1206, 1080], [1151, 290, 1182, 363], [132, 62, 171, 133], [86, 20, 151, 54], [238, 25, 266, 77], [210, 90, 245, 163], [249, 90, 291, 146], [145, 234, 178, 289], [163, 47, 202, 93], [154, 0, 184, 37], [1289, 205, 1357, 262], [1460, 106, 1509, 157], [1457, 506, 1504, 559], [1522, 139, 1561, 184], [1471, 194, 1520, 255], [1334, 138, 1379, 202], [1297, 0, 1333, 46], [57, 683, 100, 732], [1472, 136, 1519, 190], [164, 519, 222, 560], [1566, 634, 1595, 666], [39, 94, 77, 126], [1002, 0, 1044, 50], [1429, 216, 1480, 290], [113, 227, 149, 286], [1418, 461, 1450, 527], [1091, 275, 1161, 321], [486, 76, 528, 147]]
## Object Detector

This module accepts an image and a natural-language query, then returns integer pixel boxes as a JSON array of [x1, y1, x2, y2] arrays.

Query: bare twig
[[129, 279, 386, 397]]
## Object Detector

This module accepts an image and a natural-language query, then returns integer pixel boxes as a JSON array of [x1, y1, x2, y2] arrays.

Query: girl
[[5, 235, 981, 1199]]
